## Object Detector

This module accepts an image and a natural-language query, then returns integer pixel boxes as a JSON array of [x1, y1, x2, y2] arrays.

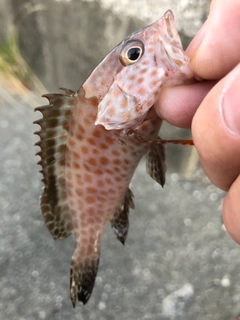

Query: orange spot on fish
[[140, 68, 148, 74], [113, 88, 121, 98], [83, 163, 90, 171], [138, 87, 146, 95], [99, 143, 108, 150], [107, 107, 116, 117], [87, 187, 97, 194], [105, 168, 113, 175], [80, 95, 85, 103], [113, 159, 121, 165], [151, 69, 158, 77], [135, 105, 143, 112], [81, 145, 89, 154], [73, 151, 81, 159], [90, 97, 99, 107], [120, 113, 129, 122], [86, 196, 95, 204], [76, 173, 81, 181], [121, 146, 128, 153], [98, 189, 107, 197], [105, 177, 112, 184], [141, 123, 149, 131], [87, 217, 95, 224], [151, 80, 159, 87], [100, 157, 109, 165], [89, 112, 96, 121], [77, 198, 84, 207], [78, 124, 85, 133], [76, 133, 83, 141], [76, 108, 82, 118], [84, 173, 93, 183], [68, 138, 75, 147], [173, 58, 183, 66], [120, 97, 128, 109], [138, 77, 144, 84], [87, 137, 96, 145], [76, 188, 83, 197], [112, 150, 120, 156], [93, 129, 101, 138], [105, 98, 112, 107], [95, 169, 103, 175], [97, 196, 106, 203], [95, 215, 103, 223], [96, 179, 104, 187], [88, 158, 97, 166], [73, 162, 80, 169], [105, 136, 114, 145], [92, 147, 100, 155]]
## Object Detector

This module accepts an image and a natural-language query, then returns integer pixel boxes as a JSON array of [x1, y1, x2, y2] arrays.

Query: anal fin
[[34, 89, 76, 239], [111, 188, 134, 244], [146, 137, 166, 187]]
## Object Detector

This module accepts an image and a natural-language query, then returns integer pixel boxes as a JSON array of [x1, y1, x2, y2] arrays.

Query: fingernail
[[186, 20, 208, 57], [219, 64, 240, 136]]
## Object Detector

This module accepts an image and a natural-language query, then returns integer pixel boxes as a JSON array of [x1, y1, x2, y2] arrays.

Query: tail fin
[[70, 252, 100, 306]]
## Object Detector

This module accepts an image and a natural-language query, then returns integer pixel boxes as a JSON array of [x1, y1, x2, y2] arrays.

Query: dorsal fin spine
[[34, 90, 76, 240]]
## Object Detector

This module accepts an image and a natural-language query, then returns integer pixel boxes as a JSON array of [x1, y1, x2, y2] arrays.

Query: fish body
[[35, 10, 193, 306]]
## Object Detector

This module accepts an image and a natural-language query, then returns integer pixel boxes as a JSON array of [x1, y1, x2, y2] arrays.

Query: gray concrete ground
[[1, 78, 240, 320]]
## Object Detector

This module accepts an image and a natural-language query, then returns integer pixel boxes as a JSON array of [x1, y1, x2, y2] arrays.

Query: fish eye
[[119, 40, 144, 66]]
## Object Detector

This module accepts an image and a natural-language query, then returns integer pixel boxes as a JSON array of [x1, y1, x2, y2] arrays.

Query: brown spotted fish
[[34, 10, 193, 307]]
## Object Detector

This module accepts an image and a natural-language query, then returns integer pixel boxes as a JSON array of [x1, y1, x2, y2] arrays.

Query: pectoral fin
[[146, 138, 166, 187]]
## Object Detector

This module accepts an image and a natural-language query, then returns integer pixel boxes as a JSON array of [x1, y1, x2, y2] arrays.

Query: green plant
[[0, 33, 30, 80]]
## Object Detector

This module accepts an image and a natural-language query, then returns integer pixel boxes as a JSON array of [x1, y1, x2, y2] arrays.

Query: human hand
[[155, 0, 240, 243]]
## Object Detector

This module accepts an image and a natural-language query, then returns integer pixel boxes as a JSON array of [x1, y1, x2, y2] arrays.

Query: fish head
[[85, 10, 193, 130]]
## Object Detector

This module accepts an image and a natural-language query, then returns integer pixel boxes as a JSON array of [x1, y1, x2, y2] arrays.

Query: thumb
[[187, 0, 240, 79]]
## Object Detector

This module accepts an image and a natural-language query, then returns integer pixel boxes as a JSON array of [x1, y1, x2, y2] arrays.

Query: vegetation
[[0, 33, 30, 81]]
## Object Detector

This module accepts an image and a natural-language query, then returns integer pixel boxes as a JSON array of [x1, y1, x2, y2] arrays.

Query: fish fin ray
[[146, 137, 167, 187], [111, 188, 134, 244], [70, 254, 100, 306], [34, 92, 75, 239]]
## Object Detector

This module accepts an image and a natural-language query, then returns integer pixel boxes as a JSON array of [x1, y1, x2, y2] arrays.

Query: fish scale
[[34, 10, 194, 307]]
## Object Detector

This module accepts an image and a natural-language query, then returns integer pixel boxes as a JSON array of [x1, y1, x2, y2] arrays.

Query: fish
[[34, 10, 194, 307]]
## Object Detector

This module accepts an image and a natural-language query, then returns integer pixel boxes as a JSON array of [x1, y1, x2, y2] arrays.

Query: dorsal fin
[[34, 88, 76, 239]]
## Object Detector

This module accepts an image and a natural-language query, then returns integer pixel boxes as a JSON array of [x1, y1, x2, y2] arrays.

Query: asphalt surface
[[1, 78, 240, 320]]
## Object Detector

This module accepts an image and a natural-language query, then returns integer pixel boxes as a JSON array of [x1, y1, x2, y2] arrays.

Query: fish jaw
[[94, 10, 194, 131]]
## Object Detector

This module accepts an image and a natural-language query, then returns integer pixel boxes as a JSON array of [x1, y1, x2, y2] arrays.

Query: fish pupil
[[127, 47, 141, 61]]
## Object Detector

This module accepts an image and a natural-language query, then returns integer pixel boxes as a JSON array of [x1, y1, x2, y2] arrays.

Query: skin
[[155, 0, 240, 244]]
